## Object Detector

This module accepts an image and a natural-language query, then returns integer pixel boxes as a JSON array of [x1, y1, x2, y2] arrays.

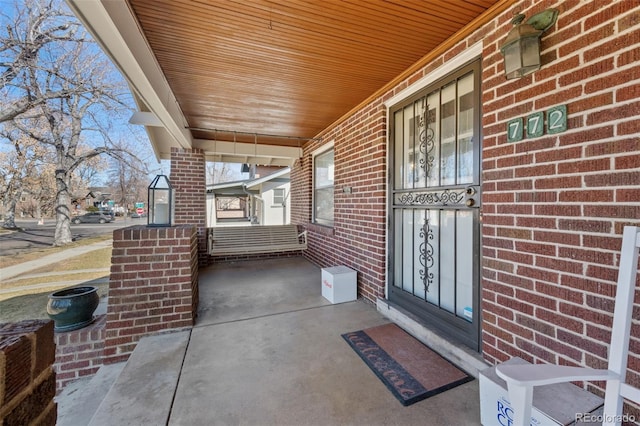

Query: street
[[0, 217, 145, 257]]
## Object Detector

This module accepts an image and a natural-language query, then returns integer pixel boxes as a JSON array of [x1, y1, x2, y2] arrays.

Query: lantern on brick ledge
[[148, 174, 174, 227]]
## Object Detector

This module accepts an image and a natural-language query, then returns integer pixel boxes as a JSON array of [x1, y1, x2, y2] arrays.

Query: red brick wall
[[54, 315, 105, 392], [171, 147, 208, 265], [292, 100, 388, 302], [0, 320, 57, 425], [481, 0, 640, 407], [290, 157, 311, 225], [291, 0, 640, 415], [104, 225, 198, 363]]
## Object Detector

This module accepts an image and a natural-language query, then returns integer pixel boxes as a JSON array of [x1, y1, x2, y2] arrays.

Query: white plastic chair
[[496, 226, 640, 426]]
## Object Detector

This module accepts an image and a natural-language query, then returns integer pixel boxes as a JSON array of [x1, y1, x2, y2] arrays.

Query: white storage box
[[479, 357, 603, 426], [321, 266, 357, 304]]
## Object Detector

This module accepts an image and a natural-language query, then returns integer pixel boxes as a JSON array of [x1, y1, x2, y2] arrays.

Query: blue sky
[[0, 0, 160, 183], [0, 0, 246, 187]]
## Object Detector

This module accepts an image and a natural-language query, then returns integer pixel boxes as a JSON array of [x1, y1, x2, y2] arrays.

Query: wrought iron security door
[[389, 60, 481, 351]]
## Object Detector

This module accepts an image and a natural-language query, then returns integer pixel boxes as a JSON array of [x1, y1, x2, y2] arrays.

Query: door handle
[[465, 186, 480, 208]]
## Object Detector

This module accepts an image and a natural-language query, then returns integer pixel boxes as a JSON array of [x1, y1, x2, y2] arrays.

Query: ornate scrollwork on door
[[418, 101, 436, 181], [395, 189, 466, 206], [419, 217, 434, 294]]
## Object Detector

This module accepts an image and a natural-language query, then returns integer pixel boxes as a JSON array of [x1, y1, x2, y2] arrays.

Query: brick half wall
[[0, 320, 57, 426], [104, 225, 199, 363]]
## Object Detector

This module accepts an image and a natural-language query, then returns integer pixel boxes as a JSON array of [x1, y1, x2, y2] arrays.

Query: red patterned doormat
[[342, 323, 473, 406]]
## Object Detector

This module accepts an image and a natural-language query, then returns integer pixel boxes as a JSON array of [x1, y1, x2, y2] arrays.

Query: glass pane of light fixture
[[521, 36, 541, 72], [148, 174, 173, 227], [503, 42, 522, 78], [151, 189, 170, 223]]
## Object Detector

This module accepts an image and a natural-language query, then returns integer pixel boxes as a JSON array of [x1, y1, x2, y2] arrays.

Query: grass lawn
[[0, 242, 113, 324], [0, 233, 112, 268]]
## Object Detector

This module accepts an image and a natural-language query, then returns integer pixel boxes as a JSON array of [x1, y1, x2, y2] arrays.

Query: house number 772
[[507, 105, 567, 143]]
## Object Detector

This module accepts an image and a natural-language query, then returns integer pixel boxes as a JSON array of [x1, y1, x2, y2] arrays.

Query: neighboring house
[[84, 188, 113, 211], [15, 190, 40, 218], [70, 0, 640, 415], [206, 167, 291, 226]]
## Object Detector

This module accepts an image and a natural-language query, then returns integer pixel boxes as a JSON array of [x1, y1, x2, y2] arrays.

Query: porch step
[[88, 330, 191, 426], [56, 362, 126, 426]]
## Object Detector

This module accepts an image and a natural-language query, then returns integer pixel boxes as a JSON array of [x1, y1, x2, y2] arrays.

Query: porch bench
[[207, 225, 307, 256]]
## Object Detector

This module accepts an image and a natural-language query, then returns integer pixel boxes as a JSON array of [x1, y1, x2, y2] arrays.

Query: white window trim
[[312, 140, 335, 227], [311, 140, 334, 156], [273, 188, 285, 205]]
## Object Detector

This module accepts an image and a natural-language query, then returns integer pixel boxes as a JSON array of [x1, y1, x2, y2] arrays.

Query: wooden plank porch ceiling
[[127, 0, 507, 151]]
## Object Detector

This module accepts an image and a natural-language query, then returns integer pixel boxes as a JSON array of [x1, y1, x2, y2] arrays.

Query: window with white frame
[[273, 188, 285, 205], [313, 147, 334, 226]]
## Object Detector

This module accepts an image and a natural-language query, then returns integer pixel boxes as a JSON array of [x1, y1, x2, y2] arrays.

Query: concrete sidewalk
[[0, 239, 113, 281]]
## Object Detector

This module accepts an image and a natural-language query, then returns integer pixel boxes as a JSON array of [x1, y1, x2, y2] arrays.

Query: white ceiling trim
[[193, 139, 301, 166], [205, 155, 294, 167]]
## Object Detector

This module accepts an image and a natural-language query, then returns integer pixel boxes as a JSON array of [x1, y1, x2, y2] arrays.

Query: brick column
[[0, 320, 57, 425], [104, 225, 199, 364], [170, 147, 209, 265]]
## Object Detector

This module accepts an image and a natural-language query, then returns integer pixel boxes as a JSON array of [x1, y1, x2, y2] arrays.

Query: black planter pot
[[47, 286, 99, 332]]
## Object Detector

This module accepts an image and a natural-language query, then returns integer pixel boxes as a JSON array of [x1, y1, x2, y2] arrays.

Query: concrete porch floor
[[59, 256, 482, 425]]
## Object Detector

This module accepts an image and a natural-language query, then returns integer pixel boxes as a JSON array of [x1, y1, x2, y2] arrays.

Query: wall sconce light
[[500, 9, 558, 79], [148, 174, 174, 227]]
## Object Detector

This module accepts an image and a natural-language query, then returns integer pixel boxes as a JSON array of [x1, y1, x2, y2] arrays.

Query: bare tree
[[1, 0, 145, 245], [13, 91, 134, 244], [207, 162, 236, 185], [0, 0, 84, 122], [0, 124, 50, 228]]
